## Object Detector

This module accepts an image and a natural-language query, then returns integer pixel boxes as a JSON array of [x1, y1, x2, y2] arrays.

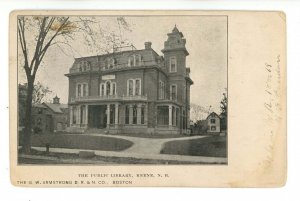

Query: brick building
[[65, 26, 193, 134], [32, 96, 69, 134]]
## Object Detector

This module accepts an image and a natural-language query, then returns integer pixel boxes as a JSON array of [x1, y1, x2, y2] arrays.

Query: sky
[[18, 16, 227, 118]]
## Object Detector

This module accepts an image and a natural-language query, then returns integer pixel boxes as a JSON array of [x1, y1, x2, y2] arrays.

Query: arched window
[[106, 81, 111, 96]]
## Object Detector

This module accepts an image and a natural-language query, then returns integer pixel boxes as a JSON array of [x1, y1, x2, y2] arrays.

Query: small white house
[[206, 112, 221, 133]]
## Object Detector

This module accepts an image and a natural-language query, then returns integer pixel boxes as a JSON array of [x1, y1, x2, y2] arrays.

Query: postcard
[[9, 10, 286, 187]]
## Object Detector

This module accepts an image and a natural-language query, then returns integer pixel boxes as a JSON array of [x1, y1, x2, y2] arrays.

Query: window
[[176, 108, 179, 127], [37, 117, 42, 125], [106, 81, 111, 96], [128, 80, 134, 96], [141, 105, 145, 124], [128, 54, 141, 67], [83, 84, 87, 96], [127, 79, 141, 96], [112, 82, 116, 96], [159, 81, 165, 99], [72, 107, 77, 124], [128, 56, 134, 67], [77, 84, 81, 97], [100, 83, 105, 96], [79, 61, 90, 72], [170, 85, 177, 100], [135, 54, 141, 66], [132, 105, 137, 124], [135, 79, 140, 96], [170, 57, 177, 72], [211, 126, 216, 131], [210, 119, 216, 124], [110, 105, 115, 125], [100, 81, 116, 96], [157, 106, 169, 125], [105, 58, 115, 70], [125, 106, 129, 124], [38, 108, 43, 114], [172, 106, 176, 126], [77, 83, 88, 97], [80, 105, 84, 124]]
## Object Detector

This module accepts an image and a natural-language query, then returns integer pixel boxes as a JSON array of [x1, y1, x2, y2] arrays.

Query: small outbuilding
[[206, 112, 221, 133]]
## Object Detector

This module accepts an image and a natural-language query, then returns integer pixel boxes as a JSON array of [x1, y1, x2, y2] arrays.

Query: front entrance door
[[88, 105, 107, 129]]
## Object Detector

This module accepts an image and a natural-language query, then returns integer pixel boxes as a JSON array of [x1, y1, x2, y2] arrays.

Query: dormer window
[[79, 61, 90, 72], [135, 54, 141, 66], [128, 54, 142, 67], [128, 56, 134, 67], [170, 57, 177, 72], [105, 58, 115, 70]]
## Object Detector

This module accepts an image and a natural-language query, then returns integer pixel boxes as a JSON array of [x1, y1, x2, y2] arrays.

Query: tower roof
[[172, 25, 179, 33], [170, 25, 183, 37], [162, 25, 188, 55]]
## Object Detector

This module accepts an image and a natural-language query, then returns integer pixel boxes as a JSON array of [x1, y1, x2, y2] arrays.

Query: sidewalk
[[73, 133, 210, 155], [30, 146, 227, 164]]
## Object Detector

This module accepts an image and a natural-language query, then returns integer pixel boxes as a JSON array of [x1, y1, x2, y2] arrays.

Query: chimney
[[144, 42, 152, 50]]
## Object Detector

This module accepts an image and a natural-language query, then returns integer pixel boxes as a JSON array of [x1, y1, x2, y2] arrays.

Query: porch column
[[137, 104, 142, 124], [129, 105, 133, 124], [168, 105, 172, 126], [106, 104, 110, 128], [115, 103, 119, 125], [85, 105, 88, 126], [187, 108, 190, 129], [69, 106, 73, 126], [174, 107, 176, 126], [144, 104, 148, 125]]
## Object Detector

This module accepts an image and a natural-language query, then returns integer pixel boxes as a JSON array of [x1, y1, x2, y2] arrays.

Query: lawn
[[18, 149, 222, 165], [21, 134, 133, 151], [160, 136, 227, 157]]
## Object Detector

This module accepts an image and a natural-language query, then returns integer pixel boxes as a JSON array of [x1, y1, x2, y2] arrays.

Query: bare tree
[[190, 103, 211, 123], [220, 89, 227, 131], [18, 16, 131, 153]]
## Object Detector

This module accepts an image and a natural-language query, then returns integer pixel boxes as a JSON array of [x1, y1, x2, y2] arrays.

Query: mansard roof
[[68, 48, 164, 74]]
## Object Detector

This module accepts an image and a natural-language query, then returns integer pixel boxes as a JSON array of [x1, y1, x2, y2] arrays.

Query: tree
[[32, 82, 52, 104], [220, 90, 227, 131], [190, 103, 211, 123], [18, 16, 130, 153], [18, 82, 52, 128]]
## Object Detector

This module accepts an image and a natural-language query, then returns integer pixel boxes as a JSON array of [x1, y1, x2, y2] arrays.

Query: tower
[[53, 95, 60, 104], [161, 25, 189, 76], [162, 25, 192, 133]]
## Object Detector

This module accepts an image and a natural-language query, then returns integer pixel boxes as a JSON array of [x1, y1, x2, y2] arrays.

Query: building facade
[[32, 96, 69, 134], [65, 26, 193, 134], [206, 112, 221, 133]]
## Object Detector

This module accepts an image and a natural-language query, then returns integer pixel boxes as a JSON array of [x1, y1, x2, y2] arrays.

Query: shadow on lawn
[[160, 136, 227, 157], [19, 133, 134, 151]]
